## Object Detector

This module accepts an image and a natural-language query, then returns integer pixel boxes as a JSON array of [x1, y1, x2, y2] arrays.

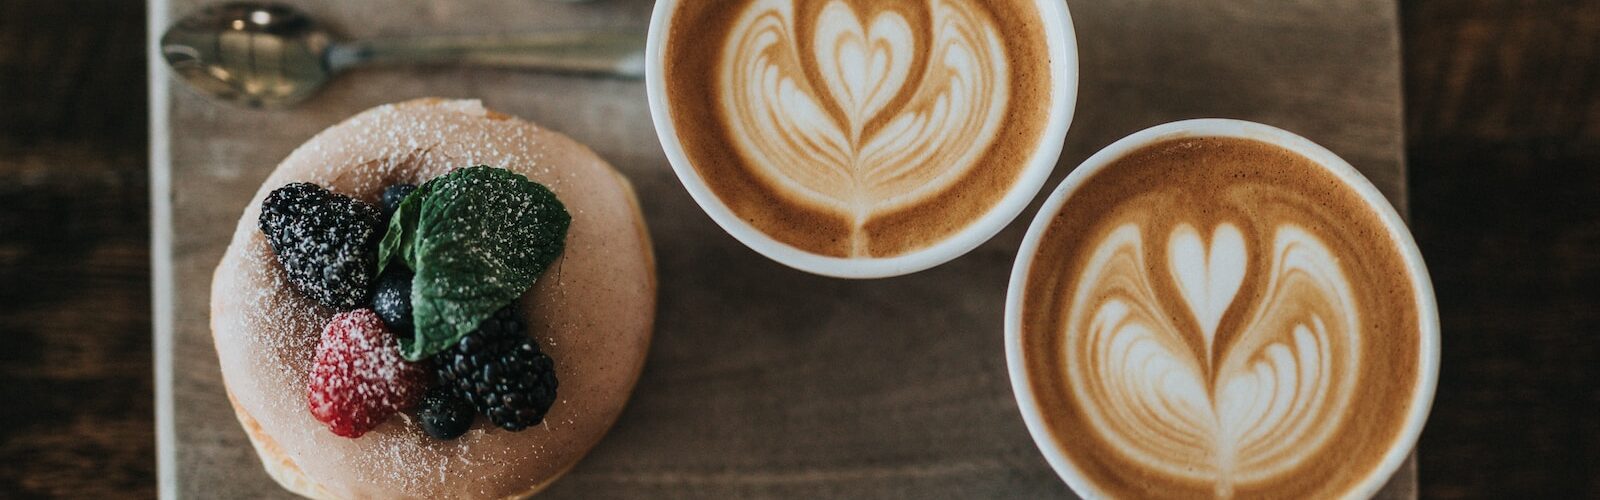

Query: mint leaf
[[376, 166, 570, 361], [377, 182, 431, 276]]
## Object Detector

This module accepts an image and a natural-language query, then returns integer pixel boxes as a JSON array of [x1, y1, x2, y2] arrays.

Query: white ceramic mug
[[1004, 119, 1440, 498], [644, 0, 1080, 278]]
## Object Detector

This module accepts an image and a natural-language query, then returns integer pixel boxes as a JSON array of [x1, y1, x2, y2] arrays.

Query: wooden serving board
[[152, 0, 1414, 497]]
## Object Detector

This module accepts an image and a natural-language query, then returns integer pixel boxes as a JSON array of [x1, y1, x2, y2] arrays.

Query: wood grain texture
[[0, 0, 154, 498], [10, 0, 1598, 498], [1402, 0, 1600, 498], [154, 0, 1415, 498]]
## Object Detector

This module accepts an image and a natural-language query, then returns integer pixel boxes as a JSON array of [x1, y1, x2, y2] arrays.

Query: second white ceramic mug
[[1004, 119, 1441, 499]]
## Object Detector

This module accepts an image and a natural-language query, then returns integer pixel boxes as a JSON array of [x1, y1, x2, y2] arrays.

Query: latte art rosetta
[[1065, 222, 1360, 496], [1021, 137, 1424, 497], [721, 0, 1008, 245], [664, 0, 1053, 259]]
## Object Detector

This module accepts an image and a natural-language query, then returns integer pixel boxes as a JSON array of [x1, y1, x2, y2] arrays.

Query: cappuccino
[[660, 0, 1057, 259], [1015, 132, 1432, 498]]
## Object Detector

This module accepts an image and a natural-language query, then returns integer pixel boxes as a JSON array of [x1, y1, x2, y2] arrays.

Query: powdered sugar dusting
[[308, 310, 428, 437], [211, 99, 656, 498]]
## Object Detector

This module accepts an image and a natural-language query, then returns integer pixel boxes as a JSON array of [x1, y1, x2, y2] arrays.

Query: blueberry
[[418, 386, 475, 440], [371, 266, 414, 335], [380, 183, 418, 220]]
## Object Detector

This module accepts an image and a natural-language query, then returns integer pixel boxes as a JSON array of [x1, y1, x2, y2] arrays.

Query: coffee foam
[[1021, 137, 1420, 498], [665, 0, 1050, 258]]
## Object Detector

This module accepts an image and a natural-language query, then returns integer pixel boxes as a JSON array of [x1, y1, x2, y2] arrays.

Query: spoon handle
[[328, 31, 647, 79]]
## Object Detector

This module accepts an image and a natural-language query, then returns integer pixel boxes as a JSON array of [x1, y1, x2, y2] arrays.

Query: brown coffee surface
[[664, 0, 1052, 258], [1021, 137, 1421, 498]]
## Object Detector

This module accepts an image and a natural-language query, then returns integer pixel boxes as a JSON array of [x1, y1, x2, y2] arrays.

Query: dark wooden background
[[0, 0, 1594, 497], [1403, 1, 1600, 497]]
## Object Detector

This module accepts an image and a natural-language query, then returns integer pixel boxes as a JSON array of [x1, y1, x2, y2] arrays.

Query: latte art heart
[[720, 0, 1009, 251], [813, 2, 914, 133], [1064, 222, 1361, 497], [1169, 223, 1247, 359]]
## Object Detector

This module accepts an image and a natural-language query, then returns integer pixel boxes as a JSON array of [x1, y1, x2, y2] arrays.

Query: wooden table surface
[[151, 0, 1415, 497], [0, 0, 1596, 498]]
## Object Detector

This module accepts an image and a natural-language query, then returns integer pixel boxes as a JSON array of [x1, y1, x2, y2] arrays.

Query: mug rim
[[644, 0, 1080, 279], [1003, 118, 1441, 498]]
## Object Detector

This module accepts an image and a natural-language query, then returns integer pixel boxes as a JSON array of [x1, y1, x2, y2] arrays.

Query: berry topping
[[259, 183, 383, 310], [372, 266, 414, 335], [375, 166, 570, 360], [381, 183, 418, 220], [436, 306, 559, 431], [418, 386, 475, 440], [308, 309, 429, 438]]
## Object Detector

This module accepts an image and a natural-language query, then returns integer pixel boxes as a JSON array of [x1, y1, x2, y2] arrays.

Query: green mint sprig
[[377, 166, 570, 361]]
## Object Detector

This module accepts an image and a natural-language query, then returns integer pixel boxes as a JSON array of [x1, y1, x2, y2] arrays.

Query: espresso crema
[[1021, 137, 1422, 498], [664, 0, 1053, 257]]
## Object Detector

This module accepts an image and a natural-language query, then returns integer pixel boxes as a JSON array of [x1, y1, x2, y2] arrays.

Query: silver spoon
[[160, 2, 646, 108]]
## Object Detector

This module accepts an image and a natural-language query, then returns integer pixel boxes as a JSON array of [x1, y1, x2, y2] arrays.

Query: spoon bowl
[[161, 3, 334, 108]]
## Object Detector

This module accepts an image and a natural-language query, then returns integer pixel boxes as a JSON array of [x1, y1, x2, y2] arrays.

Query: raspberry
[[371, 266, 414, 335], [418, 386, 475, 440], [307, 309, 429, 438], [436, 306, 560, 431], [259, 183, 383, 309], [381, 183, 418, 220]]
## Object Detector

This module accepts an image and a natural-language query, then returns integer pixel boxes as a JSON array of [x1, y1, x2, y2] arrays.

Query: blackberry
[[417, 386, 475, 440], [381, 183, 418, 220], [436, 306, 559, 431], [258, 183, 382, 309], [372, 266, 414, 335]]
